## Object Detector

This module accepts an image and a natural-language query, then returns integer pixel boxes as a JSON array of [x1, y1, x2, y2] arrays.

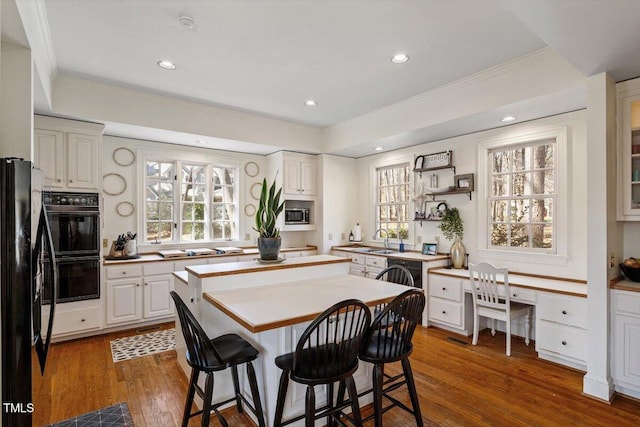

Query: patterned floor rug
[[110, 328, 175, 362], [48, 402, 133, 426]]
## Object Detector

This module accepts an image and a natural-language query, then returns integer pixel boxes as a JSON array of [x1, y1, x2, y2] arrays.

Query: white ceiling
[[19, 0, 640, 156]]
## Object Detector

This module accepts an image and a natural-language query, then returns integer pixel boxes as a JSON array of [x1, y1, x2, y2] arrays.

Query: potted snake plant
[[254, 177, 285, 260]]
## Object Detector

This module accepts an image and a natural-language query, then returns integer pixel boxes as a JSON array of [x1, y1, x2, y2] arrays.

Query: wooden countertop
[[103, 245, 317, 265], [429, 267, 587, 297], [332, 245, 449, 262], [611, 279, 640, 293], [186, 255, 350, 278], [203, 274, 415, 333]]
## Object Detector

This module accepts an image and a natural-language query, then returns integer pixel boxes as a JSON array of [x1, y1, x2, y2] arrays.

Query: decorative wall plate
[[103, 173, 127, 196], [244, 161, 259, 177], [250, 182, 262, 200], [113, 147, 136, 167], [116, 201, 135, 217], [244, 203, 256, 216]]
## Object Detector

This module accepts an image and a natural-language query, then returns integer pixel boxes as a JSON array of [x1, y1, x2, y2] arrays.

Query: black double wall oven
[[43, 192, 100, 303]]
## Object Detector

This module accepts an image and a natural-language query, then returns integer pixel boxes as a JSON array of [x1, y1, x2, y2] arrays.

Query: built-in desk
[[428, 268, 588, 370]]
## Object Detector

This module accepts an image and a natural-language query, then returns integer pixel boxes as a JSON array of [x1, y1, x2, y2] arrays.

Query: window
[[144, 160, 238, 243], [375, 163, 410, 239], [488, 138, 556, 252]]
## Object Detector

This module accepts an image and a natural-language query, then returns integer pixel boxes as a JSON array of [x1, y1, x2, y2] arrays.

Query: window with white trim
[[144, 160, 238, 243], [375, 163, 410, 239], [488, 138, 556, 252]]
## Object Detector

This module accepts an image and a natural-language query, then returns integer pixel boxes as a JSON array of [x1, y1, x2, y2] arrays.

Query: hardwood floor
[[33, 323, 640, 426]]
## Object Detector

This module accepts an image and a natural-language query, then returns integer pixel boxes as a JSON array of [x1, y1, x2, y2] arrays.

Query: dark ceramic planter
[[257, 237, 281, 260]]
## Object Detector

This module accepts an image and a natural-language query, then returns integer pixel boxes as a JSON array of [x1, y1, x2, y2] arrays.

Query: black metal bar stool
[[273, 299, 371, 427], [344, 289, 426, 427], [170, 291, 266, 427]]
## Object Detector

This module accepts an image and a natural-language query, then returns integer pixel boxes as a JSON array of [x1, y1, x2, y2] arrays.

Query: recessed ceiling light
[[157, 60, 176, 70], [391, 53, 409, 64], [195, 140, 207, 145], [178, 16, 196, 30], [501, 115, 517, 122], [304, 100, 318, 107], [374, 147, 384, 151]]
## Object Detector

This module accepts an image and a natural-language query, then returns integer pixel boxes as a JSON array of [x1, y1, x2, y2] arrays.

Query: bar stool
[[273, 299, 371, 427], [170, 291, 266, 427], [357, 289, 426, 427]]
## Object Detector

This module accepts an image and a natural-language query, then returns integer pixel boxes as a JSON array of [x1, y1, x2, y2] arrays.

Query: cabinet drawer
[[537, 320, 586, 362], [52, 307, 100, 335], [174, 259, 208, 271], [429, 278, 462, 302], [366, 266, 384, 278], [366, 256, 386, 268], [143, 262, 174, 276], [106, 264, 142, 279], [538, 293, 587, 328], [614, 291, 640, 316], [509, 287, 536, 304], [350, 254, 365, 265], [428, 298, 462, 327]]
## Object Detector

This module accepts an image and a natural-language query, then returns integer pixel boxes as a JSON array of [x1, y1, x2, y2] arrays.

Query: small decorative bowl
[[620, 263, 640, 282]]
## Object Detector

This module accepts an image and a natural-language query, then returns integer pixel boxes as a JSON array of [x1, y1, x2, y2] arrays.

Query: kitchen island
[[174, 255, 414, 426]]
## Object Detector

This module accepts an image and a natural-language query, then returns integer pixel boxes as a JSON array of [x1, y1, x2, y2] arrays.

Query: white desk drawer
[[537, 320, 586, 362], [52, 307, 100, 335], [106, 264, 142, 279], [614, 291, 640, 316], [366, 256, 386, 268], [350, 254, 365, 265], [143, 262, 175, 276], [510, 287, 536, 304], [429, 278, 462, 302], [367, 266, 385, 278], [538, 293, 587, 328], [429, 298, 462, 327]]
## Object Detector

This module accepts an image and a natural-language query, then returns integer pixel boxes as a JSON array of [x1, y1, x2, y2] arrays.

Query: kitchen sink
[[352, 248, 377, 253], [370, 249, 398, 254]]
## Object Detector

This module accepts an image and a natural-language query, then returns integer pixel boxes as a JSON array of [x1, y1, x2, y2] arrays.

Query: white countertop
[[186, 254, 349, 278], [203, 274, 415, 333], [429, 267, 587, 297]]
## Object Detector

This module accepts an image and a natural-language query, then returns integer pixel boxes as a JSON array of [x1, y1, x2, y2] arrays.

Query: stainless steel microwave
[[285, 208, 310, 224]]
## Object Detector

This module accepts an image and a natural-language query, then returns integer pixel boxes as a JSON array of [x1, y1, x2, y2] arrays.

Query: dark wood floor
[[33, 323, 640, 426]]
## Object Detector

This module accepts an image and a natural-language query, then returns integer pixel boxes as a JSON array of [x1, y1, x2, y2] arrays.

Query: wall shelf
[[413, 165, 456, 178], [426, 188, 473, 201]]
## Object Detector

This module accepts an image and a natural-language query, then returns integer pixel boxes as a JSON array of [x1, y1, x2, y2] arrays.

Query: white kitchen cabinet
[[348, 253, 386, 278], [105, 261, 174, 325], [43, 299, 102, 339], [536, 293, 587, 370], [611, 289, 640, 399], [427, 274, 473, 334], [617, 78, 640, 220], [283, 156, 316, 197], [34, 115, 103, 192]]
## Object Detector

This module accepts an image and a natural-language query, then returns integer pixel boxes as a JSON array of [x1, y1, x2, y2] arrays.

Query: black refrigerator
[[1, 158, 57, 427]]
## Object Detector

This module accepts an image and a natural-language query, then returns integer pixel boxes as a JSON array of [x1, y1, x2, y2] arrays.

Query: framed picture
[[422, 242, 438, 256], [455, 173, 474, 191]]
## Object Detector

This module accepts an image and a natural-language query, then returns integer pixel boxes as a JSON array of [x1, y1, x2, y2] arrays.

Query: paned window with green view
[[144, 160, 238, 243], [488, 138, 555, 251], [375, 163, 410, 240]]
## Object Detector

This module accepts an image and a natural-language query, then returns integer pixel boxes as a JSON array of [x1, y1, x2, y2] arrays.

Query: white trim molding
[[476, 125, 569, 265]]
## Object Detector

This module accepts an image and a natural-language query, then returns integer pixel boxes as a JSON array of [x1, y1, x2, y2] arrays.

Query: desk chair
[[273, 299, 371, 427], [468, 262, 532, 356], [170, 291, 266, 427]]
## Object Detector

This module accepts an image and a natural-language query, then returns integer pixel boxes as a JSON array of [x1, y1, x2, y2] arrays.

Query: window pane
[[213, 186, 222, 203], [212, 222, 222, 240], [160, 203, 173, 220], [194, 203, 205, 220], [146, 202, 158, 220], [159, 222, 172, 241], [492, 174, 509, 197], [160, 163, 173, 181], [532, 170, 554, 194], [146, 162, 159, 178], [492, 151, 510, 173], [490, 200, 508, 222], [224, 222, 234, 238], [510, 199, 530, 223], [512, 147, 529, 171], [194, 185, 205, 202], [194, 223, 205, 240], [534, 144, 554, 169], [510, 224, 529, 247], [490, 223, 508, 247], [182, 203, 193, 220], [160, 183, 172, 201], [379, 205, 389, 221], [225, 204, 236, 220], [512, 173, 530, 196], [182, 223, 192, 240], [531, 224, 552, 248], [146, 184, 159, 201], [213, 205, 223, 220]]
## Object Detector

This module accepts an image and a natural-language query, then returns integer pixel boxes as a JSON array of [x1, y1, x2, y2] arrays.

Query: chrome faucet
[[372, 229, 389, 250]]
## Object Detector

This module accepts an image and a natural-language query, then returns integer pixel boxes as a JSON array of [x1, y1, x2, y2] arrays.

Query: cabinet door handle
[[442, 310, 446, 314], [122, 271, 127, 275], [69, 179, 73, 183], [56, 179, 62, 182], [562, 341, 567, 346], [442, 287, 446, 291], [512, 293, 517, 297], [136, 283, 140, 287], [145, 282, 149, 286], [562, 310, 567, 315], [81, 318, 85, 322]]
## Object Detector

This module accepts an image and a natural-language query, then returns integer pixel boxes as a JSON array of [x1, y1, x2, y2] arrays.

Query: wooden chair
[[273, 299, 371, 427], [170, 291, 266, 427], [375, 265, 415, 287], [468, 262, 533, 356]]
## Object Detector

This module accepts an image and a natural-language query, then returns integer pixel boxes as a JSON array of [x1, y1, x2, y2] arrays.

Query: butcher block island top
[[185, 254, 349, 278], [203, 275, 413, 332]]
